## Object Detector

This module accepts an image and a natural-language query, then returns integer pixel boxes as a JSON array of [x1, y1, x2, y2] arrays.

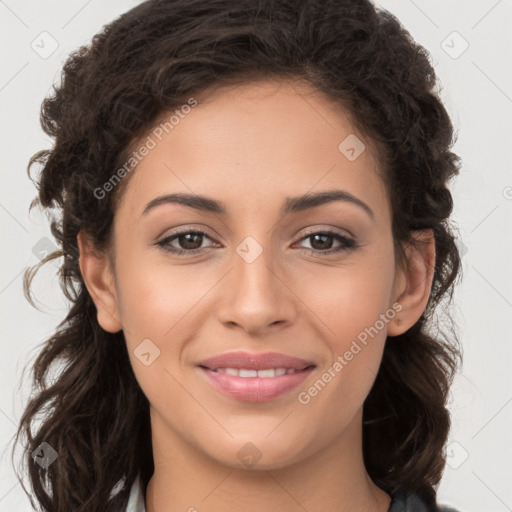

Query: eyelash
[[155, 228, 359, 256]]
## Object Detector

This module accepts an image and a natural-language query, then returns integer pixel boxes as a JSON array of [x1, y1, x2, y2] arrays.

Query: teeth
[[214, 367, 300, 377], [239, 369, 258, 377]]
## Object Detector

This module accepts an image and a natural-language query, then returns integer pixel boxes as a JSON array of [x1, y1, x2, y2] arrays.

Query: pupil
[[180, 233, 202, 249], [311, 234, 332, 250]]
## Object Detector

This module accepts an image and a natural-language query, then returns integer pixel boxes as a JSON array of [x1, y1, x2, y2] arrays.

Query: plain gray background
[[1, 1, 511, 511]]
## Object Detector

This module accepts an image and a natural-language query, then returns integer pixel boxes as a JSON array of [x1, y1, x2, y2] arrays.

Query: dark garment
[[389, 490, 460, 512]]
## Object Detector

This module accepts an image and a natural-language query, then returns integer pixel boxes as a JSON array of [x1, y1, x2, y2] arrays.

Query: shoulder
[[389, 490, 461, 512]]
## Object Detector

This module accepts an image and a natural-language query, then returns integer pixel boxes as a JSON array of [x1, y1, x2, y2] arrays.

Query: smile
[[208, 367, 303, 377], [199, 365, 315, 402]]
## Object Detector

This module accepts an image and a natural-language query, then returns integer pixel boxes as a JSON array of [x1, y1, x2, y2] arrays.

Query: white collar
[[125, 475, 146, 512]]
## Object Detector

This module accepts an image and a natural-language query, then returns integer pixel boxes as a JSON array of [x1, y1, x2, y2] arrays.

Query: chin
[[206, 436, 309, 472]]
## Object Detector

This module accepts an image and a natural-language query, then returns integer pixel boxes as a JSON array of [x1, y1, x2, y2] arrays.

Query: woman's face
[[88, 79, 410, 470]]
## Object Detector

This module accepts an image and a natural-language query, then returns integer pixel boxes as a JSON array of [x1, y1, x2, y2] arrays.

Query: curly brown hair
[[13, 0, 462, 510]]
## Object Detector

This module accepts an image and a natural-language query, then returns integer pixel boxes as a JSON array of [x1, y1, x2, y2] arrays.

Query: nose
[[215, 241, 298, 336]]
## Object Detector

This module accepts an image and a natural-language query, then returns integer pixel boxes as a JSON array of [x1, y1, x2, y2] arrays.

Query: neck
[[145, 406, 391, 512]]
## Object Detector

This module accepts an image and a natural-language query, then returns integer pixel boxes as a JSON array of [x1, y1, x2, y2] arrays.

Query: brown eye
[[296, 231, 358, 255], [156, 230, 217, 254]]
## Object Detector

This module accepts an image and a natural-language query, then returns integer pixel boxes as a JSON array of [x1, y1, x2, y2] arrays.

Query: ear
[[387, 229, 436, 337], [77, 231, 122, 333]]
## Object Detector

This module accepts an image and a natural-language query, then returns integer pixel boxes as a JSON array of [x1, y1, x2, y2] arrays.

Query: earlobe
[[387, 229, 435, 337], [77, 231, 123, 333]]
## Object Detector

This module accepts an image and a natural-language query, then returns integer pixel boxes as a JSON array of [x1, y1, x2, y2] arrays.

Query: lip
[[197, 351, 316, 402], [198, 351, 315, 371], [199, 366, 315, 402]]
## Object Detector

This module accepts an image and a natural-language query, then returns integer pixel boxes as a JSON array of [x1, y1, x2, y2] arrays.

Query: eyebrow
[[142, 189, 374, 220]]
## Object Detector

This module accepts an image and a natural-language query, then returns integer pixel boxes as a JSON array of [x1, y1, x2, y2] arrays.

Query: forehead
[[117, 78, 390, 223]]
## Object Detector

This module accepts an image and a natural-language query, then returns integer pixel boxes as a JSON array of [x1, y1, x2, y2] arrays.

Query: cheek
[[113, 251, 218, 400], [114, 252, 204, 339], [294, 252, 395, 400], [115, 261, 194, 410], [296, 252, 396, 345]]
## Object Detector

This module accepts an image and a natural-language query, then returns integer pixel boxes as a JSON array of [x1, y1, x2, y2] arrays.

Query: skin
[[78, 78, 435, 512]]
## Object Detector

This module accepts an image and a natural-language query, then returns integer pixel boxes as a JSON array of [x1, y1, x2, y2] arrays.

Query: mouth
[[197, 360, 316, 402]]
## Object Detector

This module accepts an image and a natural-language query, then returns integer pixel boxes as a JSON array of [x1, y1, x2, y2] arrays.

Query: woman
[[14, 0, 463, 511]]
